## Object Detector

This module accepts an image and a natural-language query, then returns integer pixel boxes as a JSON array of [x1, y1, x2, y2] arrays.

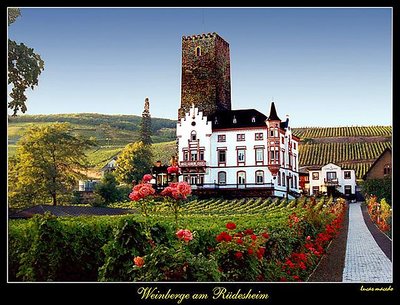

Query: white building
[[176, 102, 300, 198], [308, 163, 356, 196]]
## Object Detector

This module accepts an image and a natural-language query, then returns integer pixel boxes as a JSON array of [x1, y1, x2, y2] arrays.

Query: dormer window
[[195, 46, 201, 56], [251, 117, 256, 123], [233, 115, 237, 124]]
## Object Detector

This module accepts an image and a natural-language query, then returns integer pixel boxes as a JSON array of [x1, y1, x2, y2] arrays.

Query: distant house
[[308, 163, 356, 197], [9, 205, 136, 219], [298, 167, 310, 195], [363, 148, 392, 180], [100, 156, 118, 176], [78, 180, 100, 191]]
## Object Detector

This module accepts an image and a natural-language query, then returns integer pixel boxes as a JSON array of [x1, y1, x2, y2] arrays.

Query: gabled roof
[[211, 109, 268, 130], [267, 102, 281, 121], [9, 205, 136, 219], [362, 147, 392, 180], [100, 155, 119, 171]]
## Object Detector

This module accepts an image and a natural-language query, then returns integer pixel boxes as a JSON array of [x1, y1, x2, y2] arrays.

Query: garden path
[[342, 201, 392, 282]]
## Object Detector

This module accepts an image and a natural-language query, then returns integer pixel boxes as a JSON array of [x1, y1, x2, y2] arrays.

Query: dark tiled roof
[[280, 118, 289, 129], [9, 205, 136, 219], [211, 109, 268, 130], [267, 102, 281, 121]]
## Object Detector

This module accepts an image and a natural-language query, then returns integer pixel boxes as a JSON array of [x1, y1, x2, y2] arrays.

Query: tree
[[8, 8, 45, 116], [139, 97, 153, 145], [8, 123, 95, 207], [115, 141, 153, 185], [94, 173, 122, 205]]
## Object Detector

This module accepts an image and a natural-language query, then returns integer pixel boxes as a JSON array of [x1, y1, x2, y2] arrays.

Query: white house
[[177, 102, 300, 198], [308, 163, 356, 196], [100, 156, 118, 176]]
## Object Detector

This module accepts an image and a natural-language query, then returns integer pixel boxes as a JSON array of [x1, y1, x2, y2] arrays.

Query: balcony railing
[[179, 160, 207, 167], [324, 178, 339, 185], [189, 182, 274, 190]]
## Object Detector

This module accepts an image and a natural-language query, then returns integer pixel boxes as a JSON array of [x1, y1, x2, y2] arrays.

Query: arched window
[[383, 164, 391, 176], [282, 172, 286, 186], [255, 171, 264, 184], [218, 171, 226, 185], [278, 172, 281, 186], [191, 130, 197, 141], [237, 171, 246, 185], [196, 46, 201, 56]]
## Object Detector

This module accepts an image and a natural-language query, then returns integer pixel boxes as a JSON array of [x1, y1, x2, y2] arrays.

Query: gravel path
[[342, 202, 392, 282]]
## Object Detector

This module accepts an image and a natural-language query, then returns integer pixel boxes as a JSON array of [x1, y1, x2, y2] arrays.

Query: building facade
[[363, 148, 392, 180], [176, 33, 299, 198], [308, 163, 356, 197]]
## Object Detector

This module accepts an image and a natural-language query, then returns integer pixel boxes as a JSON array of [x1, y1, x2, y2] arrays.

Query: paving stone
[[342, 202, 392, 282]]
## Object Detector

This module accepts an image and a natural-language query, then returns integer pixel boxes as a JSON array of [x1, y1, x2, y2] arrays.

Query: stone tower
[[178, 32, 231, 119]]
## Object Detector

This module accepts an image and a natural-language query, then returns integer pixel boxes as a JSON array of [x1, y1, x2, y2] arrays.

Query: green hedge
[[9, 213, 114, 281], [9, 207, 335, 282]]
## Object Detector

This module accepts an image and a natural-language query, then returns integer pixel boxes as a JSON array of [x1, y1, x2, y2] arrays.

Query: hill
[[8, 113, 177, 146], [8, 114, 391, 179]]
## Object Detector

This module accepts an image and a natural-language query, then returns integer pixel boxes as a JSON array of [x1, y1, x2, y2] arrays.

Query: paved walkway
[[342, 202, 392, 282]]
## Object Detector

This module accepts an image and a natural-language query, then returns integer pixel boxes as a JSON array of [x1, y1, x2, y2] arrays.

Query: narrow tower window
[[195, 46, 201, 56], [191, 130, 197, 141]]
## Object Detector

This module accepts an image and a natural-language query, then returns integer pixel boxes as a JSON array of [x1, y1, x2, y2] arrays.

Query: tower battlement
[[181, 32, 230, 46]]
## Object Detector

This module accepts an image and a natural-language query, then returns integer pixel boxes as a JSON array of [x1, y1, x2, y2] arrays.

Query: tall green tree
[[8, 8, 45, 116], [139, 97, 153, 145], [8, 123, 95, 207], [94, 173, 122, 205], [115, 141, 153, 184]]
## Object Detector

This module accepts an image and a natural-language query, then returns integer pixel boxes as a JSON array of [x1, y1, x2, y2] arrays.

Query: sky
[[7, 7, 392, 127]]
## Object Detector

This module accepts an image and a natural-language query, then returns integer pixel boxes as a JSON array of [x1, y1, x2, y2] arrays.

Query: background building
[[308, 163, 356, 198], [176, 33, 299, 198]]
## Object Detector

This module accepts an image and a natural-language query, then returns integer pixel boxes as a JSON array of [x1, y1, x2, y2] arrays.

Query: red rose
[[236, 238, 243, 245], [262, 232, 270, 239], [243, 229, 253, 235], [235, 251, 243, 259], [251, 234, 257, 241], [247, 248, 254, 255], [226, 222, 236, 230]]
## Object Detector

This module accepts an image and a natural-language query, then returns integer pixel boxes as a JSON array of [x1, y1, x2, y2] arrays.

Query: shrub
[[9, 213, 113, 281], [361, 177, 391, 203]]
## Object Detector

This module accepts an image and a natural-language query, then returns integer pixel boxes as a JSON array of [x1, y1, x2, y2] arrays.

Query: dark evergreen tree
[[139, 97, 153, 145]]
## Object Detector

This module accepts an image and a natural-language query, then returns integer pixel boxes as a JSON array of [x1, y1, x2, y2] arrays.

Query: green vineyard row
[[112, 196, 332, 217], [293, 125, 392, 139], [299, 141, 391, 178]]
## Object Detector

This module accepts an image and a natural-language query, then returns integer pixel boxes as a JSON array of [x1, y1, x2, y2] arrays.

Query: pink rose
[[176, 229, 193, 242], [142, 174, 153, 183]]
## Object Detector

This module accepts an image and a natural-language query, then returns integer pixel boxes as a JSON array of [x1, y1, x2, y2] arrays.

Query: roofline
[[213, 126, 268, 132]]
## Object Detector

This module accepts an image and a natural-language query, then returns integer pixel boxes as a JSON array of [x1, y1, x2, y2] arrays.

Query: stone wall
[[179, 33, 231, 119]]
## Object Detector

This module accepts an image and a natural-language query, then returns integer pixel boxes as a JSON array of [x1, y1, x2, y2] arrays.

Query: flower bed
[[9, 197, 346, 282], [366, 195, 392, 236]]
